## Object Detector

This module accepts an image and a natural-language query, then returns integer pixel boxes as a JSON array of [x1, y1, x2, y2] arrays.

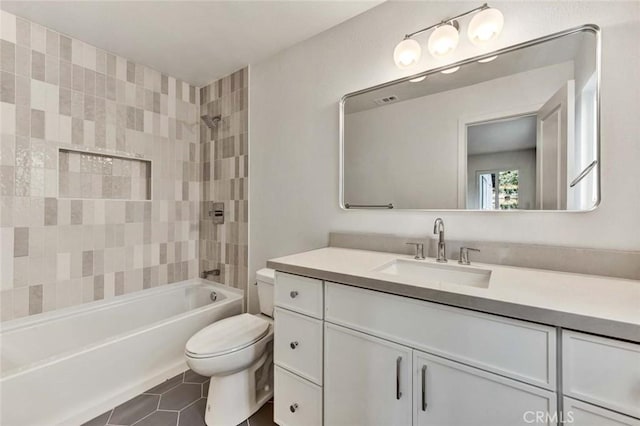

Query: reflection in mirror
[[342, 27, 599, 211]]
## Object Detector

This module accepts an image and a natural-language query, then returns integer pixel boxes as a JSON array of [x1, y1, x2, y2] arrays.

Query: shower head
[[201, 114, 221, 129]]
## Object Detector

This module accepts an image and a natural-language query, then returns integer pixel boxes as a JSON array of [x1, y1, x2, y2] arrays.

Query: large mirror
[[341, 26, 599, 211]]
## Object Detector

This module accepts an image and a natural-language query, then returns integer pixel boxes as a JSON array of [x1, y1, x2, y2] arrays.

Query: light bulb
[[428, 23, 459, 57], [393, 38, 421, 69], [468, 8, 504, 45], [441, 66, 460, 74], [409, 76, 426, 83], [478, 55, 498, 63]]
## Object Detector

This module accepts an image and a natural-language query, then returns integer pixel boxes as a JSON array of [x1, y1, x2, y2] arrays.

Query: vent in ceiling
[[373, 95, 398, 106]]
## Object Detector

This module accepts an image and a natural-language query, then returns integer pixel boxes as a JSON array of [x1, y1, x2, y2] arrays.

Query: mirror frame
[[339, 24, 601, 212]]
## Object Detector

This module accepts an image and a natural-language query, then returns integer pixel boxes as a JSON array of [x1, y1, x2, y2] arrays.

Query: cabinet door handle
[[290, 291, 299, 299], [421, 365, 428, 411], [396, 356, 402, 400], [290, 341, 299, 349], [289, 403, 298, 413]]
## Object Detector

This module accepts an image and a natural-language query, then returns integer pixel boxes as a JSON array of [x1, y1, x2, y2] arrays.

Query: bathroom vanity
[[268, 247, 640, 426]]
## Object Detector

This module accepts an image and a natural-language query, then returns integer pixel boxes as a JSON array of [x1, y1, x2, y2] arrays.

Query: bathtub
[[0, 279, 243, 426]]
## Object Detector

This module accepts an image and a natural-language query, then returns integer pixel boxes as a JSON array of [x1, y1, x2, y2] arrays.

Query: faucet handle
[[458, 247, 480, 265], [406, 242, 425, 260]]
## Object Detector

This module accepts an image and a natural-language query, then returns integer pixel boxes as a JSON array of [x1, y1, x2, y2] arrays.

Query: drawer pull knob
[[290, 341, 299, 349], [290, 291, 299, 298], [290, 403, 299, 413]]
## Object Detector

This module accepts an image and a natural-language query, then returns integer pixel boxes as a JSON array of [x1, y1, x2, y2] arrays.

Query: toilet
[[185, 268, 275, 426]]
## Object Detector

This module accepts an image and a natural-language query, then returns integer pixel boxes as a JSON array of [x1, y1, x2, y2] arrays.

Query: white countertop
[[268, 247, 640, 341]]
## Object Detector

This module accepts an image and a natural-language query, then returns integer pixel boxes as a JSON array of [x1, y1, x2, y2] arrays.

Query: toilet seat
[[186, 313, 270, 359]]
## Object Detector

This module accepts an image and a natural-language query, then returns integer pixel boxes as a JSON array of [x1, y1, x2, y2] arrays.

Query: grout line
[[105, 408, 115, 426], [130, 409, 157, 426]]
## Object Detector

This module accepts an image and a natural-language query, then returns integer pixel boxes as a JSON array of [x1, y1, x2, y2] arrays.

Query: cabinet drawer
[[274, 366, 322, 426], [325, 282, 556, 389], [275, 272, 323, 319], [274, 307, 323, 385], [563, 331, 640, 418], [564, 397, 640, 426]]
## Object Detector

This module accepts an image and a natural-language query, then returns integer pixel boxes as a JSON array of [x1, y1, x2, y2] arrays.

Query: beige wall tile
[[1, 11, 202, 321]]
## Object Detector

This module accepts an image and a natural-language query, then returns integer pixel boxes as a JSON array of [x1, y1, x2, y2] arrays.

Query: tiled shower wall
[[199, 68, 249, 293], [0, 11, 201, 321]]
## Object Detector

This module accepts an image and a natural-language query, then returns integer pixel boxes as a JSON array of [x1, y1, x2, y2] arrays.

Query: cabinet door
[[324, 323, 412, 426], [414, 350, 557, 426]]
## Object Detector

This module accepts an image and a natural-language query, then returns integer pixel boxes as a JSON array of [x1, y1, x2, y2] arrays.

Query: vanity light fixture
[[478, 55, 498, 63], [428, 22, 459, 57], [440, 66, 460, 74], [409, 76, 427, 82], [393, 3, 504, 68], [468, 7, 504, 45], [393, 38, 422, 69]]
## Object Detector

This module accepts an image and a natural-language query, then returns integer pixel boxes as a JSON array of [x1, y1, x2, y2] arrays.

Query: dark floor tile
[[202, 380, 210, 398], [183, 369, 208, 384], [132, 410, 178, 426], [145, 373, 184, 394], [82, 410, 112, 426], [178, 398, 207, 426], [159, 383, 201, 410], [248, 402, 275, 426], [109, 394, 159, 426]]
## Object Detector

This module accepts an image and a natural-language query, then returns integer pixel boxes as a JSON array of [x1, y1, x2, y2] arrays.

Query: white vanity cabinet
[[272, 270, 640, 426], [323, 282, 557, 426], [324, 323, 413, 426]]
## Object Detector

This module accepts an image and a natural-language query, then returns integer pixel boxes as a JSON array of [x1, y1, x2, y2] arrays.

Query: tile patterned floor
[[83, 370, 275, 426]]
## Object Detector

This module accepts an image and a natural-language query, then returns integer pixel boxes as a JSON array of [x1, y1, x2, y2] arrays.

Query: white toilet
[[185, 268, 275, 426]]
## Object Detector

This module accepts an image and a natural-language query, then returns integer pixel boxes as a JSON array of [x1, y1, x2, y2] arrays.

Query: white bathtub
[[0, 279, 243, 426]]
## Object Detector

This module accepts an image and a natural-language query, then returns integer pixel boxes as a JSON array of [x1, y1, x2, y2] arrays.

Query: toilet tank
[[256, 268, 275, 317]]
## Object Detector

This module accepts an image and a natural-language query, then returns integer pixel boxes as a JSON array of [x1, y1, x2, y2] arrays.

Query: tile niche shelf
[[58, 148, 152, 201]]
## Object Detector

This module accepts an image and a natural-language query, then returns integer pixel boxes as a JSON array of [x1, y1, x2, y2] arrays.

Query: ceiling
[[467, 115, 537, 156], [1, 1, 382, 86]]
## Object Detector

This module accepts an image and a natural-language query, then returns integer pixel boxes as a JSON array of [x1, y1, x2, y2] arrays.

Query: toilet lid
[[185, 313, 270, 358]]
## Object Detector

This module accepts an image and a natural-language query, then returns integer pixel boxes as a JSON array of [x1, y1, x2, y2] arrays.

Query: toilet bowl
[[185, 268, 275, 426]]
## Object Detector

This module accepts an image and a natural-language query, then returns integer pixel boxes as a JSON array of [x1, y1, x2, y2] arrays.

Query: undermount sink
[[374, 259, 492, 289]]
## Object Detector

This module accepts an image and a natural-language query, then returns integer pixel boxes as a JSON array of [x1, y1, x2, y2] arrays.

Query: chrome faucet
[[433, 218, 447, 263]]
